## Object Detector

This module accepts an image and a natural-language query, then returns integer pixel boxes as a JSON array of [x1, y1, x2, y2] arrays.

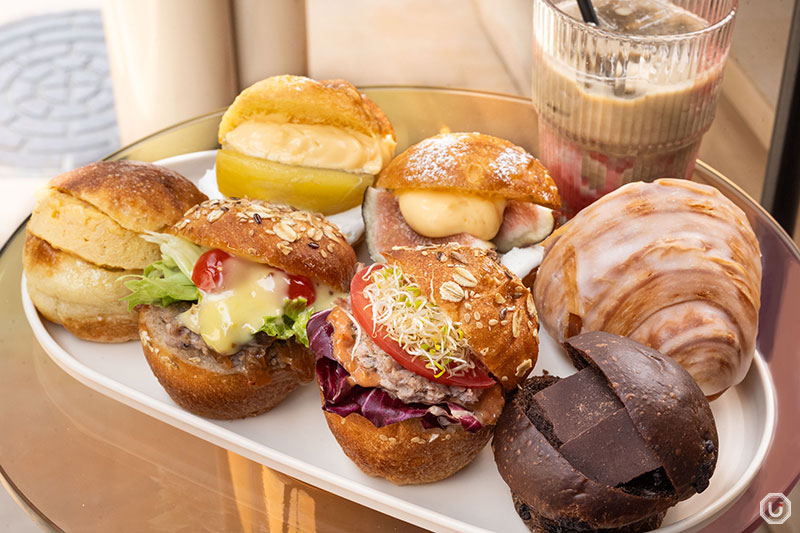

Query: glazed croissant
[[533, 179, 762, 398]]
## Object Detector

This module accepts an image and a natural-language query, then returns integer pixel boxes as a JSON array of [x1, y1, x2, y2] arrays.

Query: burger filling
[[123, 232, 342, 354], [307, 263, 504, 432], [142, 303, 313, 386]]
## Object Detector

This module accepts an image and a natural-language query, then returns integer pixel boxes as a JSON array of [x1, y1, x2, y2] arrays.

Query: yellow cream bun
[[216, 75, 396, 215]]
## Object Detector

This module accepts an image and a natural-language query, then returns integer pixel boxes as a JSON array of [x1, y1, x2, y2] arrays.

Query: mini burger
[[125, 198, 356, 419], [307, 244, 539, 485], [363, 132, 561, 264]]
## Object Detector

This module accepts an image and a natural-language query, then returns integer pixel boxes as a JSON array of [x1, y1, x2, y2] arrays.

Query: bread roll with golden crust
[[28, 188, 161, 270], [23, 160, 207, 342], [23, 234, 139, 342], [139, 305, 314, 419], [218, 75, 395, 143], [383, 244, 538, 390], [48, 160, 208, 232], [375, 132, 560, 209], [322, 406, 493, 485], [533, 179, 761, 398], [172, 198, 356, 291]]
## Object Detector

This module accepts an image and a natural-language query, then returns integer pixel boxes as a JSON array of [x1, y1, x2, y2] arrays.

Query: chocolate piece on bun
[[493, 331, 718, 532], [307, 244, 538, 485]]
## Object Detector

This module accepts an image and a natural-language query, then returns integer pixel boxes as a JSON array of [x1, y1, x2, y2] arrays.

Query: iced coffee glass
[[532, 0, 737, 216]]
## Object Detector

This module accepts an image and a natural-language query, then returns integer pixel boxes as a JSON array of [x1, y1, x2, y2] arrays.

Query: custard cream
[[396, 189, 506, 240], [224, 118, 394, 175]]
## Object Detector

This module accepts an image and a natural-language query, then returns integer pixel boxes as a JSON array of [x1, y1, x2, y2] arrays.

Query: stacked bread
[[23, 161, 206, 342]]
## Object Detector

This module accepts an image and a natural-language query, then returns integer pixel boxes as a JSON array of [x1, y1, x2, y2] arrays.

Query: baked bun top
[[493, 331, 717, 529], [566, 332, 718, 500], [374, 132, 561, 209], [218, 75, 395, 145], [382, 244, 538, 390], [172, 198, 357, 291], [49, 160, 208, 232]]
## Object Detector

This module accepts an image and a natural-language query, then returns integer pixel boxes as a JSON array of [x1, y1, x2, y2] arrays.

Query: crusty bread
[[139, 305, 315, 419], [48, 160, 208, 232], [172, 198, 357, 291], [27, 188, 160, 269], [382, 244, 538, 390], [322, 407, 493, 485], [375, 132, 561, 209], [23, 233, 138, 342], [218, 75, 395, 146], [23, 160, 206, 342]]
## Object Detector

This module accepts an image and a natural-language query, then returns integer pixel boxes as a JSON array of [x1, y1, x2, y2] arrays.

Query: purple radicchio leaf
[[306, 310, 483, 433]]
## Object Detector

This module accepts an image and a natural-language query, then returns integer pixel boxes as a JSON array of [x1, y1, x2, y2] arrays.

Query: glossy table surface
[[1, 88, 798, 532]]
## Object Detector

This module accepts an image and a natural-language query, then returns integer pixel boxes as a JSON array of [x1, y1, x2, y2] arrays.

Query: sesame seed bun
[[23, 233, 139, 342], [374, 132, 561, 208], [218, 75, 395, 147], [170, 198, 357, 291], [382, 244, 539, 390]]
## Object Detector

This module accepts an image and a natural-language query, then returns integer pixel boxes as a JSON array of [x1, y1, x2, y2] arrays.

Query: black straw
[[577, 0, 599, 25]]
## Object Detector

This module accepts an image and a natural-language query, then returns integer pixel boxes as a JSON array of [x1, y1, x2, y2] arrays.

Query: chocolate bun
[[493, 331, 718, 531]]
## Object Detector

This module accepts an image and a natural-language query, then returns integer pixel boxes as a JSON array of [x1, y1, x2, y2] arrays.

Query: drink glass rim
[[536, 0, 738, 43]]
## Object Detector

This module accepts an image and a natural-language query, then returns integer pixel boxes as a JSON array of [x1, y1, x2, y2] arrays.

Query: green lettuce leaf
[[121, 261, 200, 310], [140, 231, 205, 279], [257, 297, 314, 347]]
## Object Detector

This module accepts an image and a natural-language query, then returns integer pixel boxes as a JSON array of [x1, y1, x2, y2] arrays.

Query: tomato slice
[[288, 273, 316, 305], [350, 265, 495, 388], [191, 249, 232, 292]]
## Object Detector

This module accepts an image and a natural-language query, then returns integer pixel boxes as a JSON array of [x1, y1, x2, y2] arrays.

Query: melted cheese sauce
[[178, 260, 343, 355], [396, 189, 506, 240], [180, 263, 290, 355], [224, 118, 394, 175]]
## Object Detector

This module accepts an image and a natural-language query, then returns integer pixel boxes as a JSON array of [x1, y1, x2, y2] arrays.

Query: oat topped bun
[[382, 243, 539, 389], [218, 75, 395, 145], [171, 198, 357, 291], [375, 132, 561, 209]]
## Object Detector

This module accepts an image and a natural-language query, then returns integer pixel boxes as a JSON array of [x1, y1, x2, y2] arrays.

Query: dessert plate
[[23, 147, 777, 533]]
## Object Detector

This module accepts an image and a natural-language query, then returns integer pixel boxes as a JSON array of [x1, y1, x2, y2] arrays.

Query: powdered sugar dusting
[[489, 145, 531, 181], [405, 134, 472, 182]]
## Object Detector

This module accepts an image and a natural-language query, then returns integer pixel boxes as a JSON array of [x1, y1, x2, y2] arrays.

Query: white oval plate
[[22, 150, 777, 533]]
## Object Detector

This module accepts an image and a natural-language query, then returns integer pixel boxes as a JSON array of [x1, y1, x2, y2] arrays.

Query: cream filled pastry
[[215, 75, 396, 215], [224, 118, 393, 175], [363, 132, 561, 267]]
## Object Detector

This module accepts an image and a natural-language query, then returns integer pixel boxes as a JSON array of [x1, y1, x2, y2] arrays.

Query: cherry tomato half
[[288, 273, 316, 305], [349, 265, 495, 388], [191, 249, 232, 292]]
